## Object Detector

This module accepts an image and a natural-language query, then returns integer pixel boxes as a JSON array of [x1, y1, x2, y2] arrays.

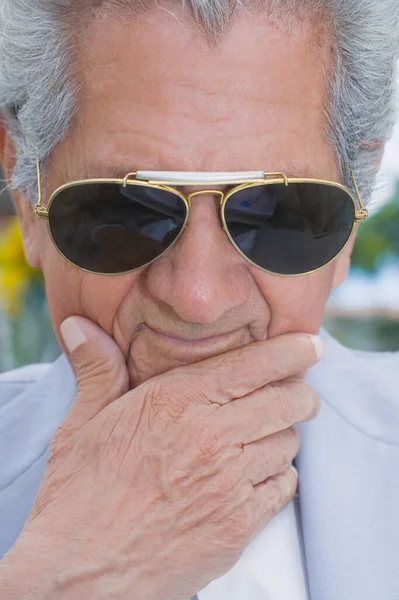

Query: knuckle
[[271, 382, 320, 426], [181, 369, 217, 405], [224, 495, 257, 546], [265, 437, 287, 473], [148, 376, 189, 424], [268, 468, 297, 510], [264, 476, 288, 515], [197, 347, 249, 402], [263, 429, 299, 475], [217, 460, 244, 495], [232, 503, 257, 542], [197, 426, 225, 463]]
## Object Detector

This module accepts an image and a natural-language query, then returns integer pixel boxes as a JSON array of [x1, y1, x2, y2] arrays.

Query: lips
[[143, 323, 253, 361]]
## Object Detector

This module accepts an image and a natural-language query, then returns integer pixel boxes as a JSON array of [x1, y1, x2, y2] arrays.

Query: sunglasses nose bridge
[[184, 188, 230, 242], [187, 189, 225, 206]]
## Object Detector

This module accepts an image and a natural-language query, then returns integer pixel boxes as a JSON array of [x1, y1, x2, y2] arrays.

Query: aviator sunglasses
[[34, 163, 368, 277]]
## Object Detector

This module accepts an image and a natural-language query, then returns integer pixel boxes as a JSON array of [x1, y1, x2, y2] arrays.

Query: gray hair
[[0, 0, 399, 205]]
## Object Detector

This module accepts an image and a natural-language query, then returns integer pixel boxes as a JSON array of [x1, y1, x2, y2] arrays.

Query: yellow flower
[[0, 217, 39, 316]]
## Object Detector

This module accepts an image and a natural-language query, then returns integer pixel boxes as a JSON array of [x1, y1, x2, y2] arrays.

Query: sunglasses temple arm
[[34, 159, 49, 219], [350, 170, 368, 221]]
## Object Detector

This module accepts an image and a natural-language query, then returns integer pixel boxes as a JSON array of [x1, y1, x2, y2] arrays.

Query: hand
[[1, 317, 322, 600]]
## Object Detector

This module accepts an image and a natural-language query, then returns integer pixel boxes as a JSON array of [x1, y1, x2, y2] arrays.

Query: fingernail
[[310, 335, 324, 361], [60, 317, 87, 353], [290, 464, 298, 478]]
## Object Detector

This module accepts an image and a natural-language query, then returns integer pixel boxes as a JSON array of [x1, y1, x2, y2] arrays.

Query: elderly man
[[0, 0, 399, 599]]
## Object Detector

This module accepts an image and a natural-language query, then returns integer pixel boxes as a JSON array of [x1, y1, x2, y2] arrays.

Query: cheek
[[38, 234, 136, 344], [251, 264, 335, 337], [37, 233, 81, 328]]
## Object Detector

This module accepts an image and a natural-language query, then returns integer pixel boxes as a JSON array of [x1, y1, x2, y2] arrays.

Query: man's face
[[15, 7, 352, 387]]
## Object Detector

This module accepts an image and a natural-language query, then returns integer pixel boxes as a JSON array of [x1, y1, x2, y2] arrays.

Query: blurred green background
[[324, 185, 399, 352], [0, 178, 398, 372]]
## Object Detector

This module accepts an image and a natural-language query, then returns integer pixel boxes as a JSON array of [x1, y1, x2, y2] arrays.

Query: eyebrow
[[82, 162, 133, 179], [81, 161, 307, 181]]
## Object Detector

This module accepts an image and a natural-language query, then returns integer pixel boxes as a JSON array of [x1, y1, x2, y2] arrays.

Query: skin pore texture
[[9, 6, 354, 388]]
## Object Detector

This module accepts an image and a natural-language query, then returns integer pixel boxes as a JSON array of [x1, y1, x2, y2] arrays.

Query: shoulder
[[0, 363, 51, 383], [308, 329, 399, 445], [0, 355, 75, 428], [0, 363, 52, 408], [0, 359, 74, 559], [317, 328, 398, 388], [0, 355, 76, 491]]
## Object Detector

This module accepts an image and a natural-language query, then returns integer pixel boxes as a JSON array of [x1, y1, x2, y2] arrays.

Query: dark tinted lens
[[48, 183, 187, 273], [224, 183, 355, 275]]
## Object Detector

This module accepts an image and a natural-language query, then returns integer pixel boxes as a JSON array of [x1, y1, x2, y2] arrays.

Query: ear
[[332, 227, 358, 288], [0, 117, 41, 268], [360, 138, 385, 169]]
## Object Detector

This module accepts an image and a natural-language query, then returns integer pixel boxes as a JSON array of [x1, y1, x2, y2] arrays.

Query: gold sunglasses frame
[[34, 162, 368, 277]]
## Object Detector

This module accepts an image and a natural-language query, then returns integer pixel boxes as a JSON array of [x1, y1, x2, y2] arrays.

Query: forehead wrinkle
[[77, 158, 328, 181]]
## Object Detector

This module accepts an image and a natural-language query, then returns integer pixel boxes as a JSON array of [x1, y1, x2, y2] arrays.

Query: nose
[[145, 194, 252, 324]]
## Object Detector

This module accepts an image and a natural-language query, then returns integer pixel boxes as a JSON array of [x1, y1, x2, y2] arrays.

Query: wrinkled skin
[[0, 6, 358, 600]]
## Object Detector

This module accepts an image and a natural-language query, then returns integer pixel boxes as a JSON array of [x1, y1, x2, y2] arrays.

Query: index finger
[[184, 333, 324, 404]]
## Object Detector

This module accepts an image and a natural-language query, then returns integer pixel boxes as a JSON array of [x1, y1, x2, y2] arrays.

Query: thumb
[[60, 316, 129, 431]]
